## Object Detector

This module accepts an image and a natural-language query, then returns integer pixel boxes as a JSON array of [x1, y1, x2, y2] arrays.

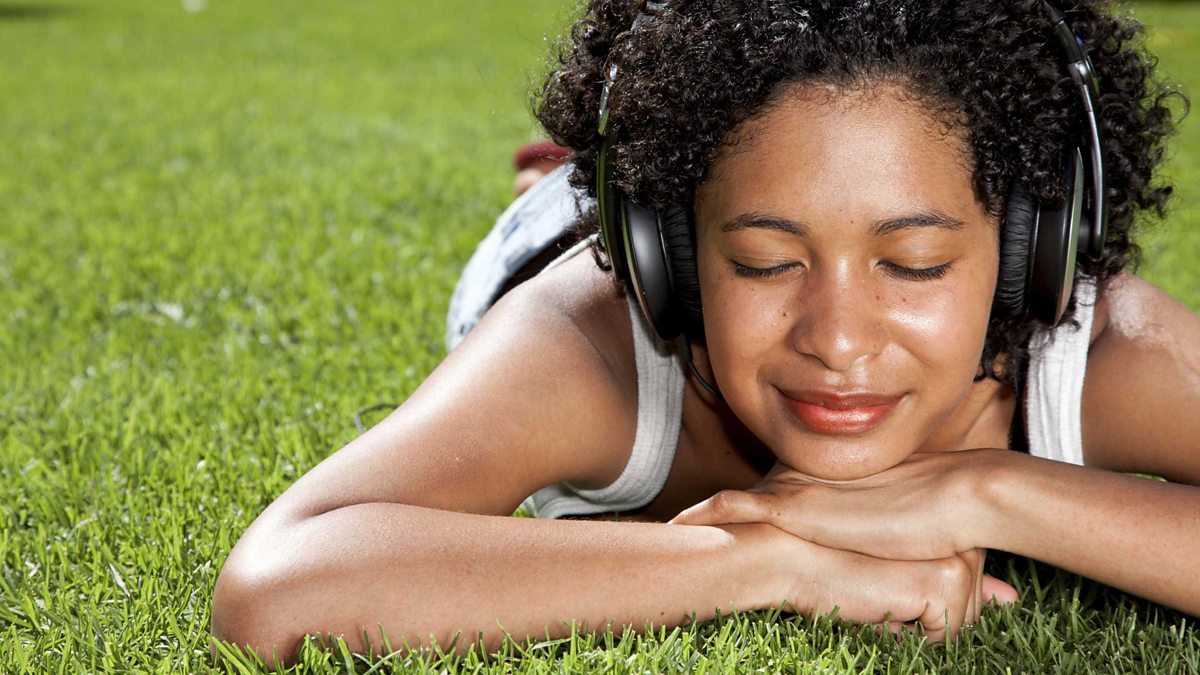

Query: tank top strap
[[521, 292, 686, 518], [1023, 277, 1098, 465]]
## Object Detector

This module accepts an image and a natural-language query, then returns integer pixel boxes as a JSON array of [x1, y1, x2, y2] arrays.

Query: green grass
[[0, 0, 1197, 672]]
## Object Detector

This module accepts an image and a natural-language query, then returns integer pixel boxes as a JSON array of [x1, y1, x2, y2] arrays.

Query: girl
[[211, 0, 1196, 666]]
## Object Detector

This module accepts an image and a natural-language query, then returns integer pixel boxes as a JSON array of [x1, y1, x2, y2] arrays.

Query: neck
[[920, 378, 1017, 453]]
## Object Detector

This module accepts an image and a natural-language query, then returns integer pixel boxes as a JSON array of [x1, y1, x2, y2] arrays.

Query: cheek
[[702, 281, 780, 375], [695, 256, 789, 401], [884, 261, 997, 380]]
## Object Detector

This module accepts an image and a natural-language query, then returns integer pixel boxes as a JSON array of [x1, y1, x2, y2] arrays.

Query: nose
[[788, 260, 886, 372]]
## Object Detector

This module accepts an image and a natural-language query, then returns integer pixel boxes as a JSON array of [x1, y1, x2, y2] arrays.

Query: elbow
[[209, 533, 305, 669], [211, 504, 455, 665]]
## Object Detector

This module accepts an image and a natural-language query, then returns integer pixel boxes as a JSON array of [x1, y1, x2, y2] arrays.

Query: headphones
[[596, 0, 1107, 350]]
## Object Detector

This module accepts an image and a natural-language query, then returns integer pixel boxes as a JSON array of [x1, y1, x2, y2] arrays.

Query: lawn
[[0, 0, 1197, 672]]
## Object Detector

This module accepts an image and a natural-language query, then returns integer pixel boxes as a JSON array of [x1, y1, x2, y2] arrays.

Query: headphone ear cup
[[624, 198, 686, 341], [997, 187, 1037, 318], [660, 204, 704, 342], [1028, 148, 1084, 325], [597, 134, 700, 342]]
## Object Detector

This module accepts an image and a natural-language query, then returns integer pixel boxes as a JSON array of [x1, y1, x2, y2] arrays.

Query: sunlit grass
[[0, 0, 1196, 672]]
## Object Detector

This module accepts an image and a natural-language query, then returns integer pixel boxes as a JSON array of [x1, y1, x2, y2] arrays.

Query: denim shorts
[[445, 164, 586, 353]]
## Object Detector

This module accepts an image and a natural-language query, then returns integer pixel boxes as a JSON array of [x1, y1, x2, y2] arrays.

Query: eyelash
[[732, 262, 796, 279], [731, 261, 952, 281], [881, 261, 952, 281]]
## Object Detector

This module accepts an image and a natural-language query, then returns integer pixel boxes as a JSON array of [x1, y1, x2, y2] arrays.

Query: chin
[[776, 440, 913, 481]]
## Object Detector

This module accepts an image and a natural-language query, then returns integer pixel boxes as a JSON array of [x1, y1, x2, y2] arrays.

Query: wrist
[[970, 448, 1025, 553], [716, 522, 814, 614]]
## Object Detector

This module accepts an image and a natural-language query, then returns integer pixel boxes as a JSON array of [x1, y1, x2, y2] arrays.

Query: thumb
[[667, 490, 763, 526], [667, 502, 713, 525], [981, 575, 1020, 606]]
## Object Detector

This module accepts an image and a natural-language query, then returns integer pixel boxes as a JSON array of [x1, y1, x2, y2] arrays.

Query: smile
[[776, 387, 903, 436]]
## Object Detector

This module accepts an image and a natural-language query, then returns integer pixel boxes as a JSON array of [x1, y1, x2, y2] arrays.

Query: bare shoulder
[[1090, 273, 1200, 343], [259, 246, 638, 526], [1083, 273, 1200, 483], [522, 243, 638, 396]]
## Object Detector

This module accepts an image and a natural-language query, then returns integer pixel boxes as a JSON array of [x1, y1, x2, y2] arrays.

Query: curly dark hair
[[534, 0, 1185, 383]]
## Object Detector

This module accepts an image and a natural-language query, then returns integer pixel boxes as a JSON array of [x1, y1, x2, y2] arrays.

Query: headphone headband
[[1041, 0, 1107, 259]]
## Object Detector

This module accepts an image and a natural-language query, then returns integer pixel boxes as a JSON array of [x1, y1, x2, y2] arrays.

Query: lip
[[777, 387, 903, 436]]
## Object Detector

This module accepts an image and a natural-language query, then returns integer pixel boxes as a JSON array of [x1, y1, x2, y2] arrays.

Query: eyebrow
[[718, 210, 967, 237]]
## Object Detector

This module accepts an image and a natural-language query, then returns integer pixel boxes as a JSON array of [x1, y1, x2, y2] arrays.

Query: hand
[[729, 523, 1018, 641], [671, 449, 1011, 561]]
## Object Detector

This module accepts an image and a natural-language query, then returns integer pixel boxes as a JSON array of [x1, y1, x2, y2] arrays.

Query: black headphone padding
[[659, 204, 704, 342], [997, 187, 1037, 318]]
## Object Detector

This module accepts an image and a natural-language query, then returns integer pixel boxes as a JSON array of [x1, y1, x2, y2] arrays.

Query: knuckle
[[935, 557, 972, 592], [709, 490, 746, 519], [710, 485, 758, 516]]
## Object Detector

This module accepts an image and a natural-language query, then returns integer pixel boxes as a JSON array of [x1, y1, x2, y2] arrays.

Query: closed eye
[[881, 261, 952, 281], [732, 262, 799, 279], [732, 261, 952, 281]]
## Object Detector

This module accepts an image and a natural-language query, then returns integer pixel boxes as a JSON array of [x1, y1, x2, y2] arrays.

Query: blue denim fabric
[[445, 164, 586, 352]]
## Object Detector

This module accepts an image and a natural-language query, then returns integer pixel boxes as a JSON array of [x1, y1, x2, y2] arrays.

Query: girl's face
[[694, 83, 1000, 480]]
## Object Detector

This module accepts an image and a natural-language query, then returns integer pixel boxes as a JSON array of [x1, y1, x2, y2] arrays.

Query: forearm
[[211, 503, 783, 666], [985, 453, 1200, 614]]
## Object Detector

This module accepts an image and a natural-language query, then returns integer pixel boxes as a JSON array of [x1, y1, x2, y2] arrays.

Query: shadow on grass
[[0, 4, 76, 21], [988, 549, 1190, 624]]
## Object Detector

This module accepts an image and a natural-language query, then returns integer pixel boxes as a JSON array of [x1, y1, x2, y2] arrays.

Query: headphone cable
[[682, 339, 724, 401]]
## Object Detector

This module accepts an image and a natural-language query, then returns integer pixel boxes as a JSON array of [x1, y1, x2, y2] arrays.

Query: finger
[[667, 490, 771, 526], [981, 575, 1020, 605], [959, 547, 992, 626], [969, 549, 985, 625], [917, 611, 948, 643], [927, 556, 972, 641]]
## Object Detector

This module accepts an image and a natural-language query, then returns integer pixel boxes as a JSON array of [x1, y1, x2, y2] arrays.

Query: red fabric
[[512, 140, 571, 170]]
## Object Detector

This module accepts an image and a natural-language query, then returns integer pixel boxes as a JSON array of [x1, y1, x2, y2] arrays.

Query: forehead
[[696, 82, 988, 232]]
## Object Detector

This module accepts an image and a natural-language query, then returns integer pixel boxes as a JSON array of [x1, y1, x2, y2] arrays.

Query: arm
[[212, 503, 1004, 668], [675, 449, 1200, 616], [988, 273, 1200, 611], [1080, 273, 1200, 484], [983, 452, 1200, 613], [210, 505, 786, 666], [669, 274, 1200, 614]]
